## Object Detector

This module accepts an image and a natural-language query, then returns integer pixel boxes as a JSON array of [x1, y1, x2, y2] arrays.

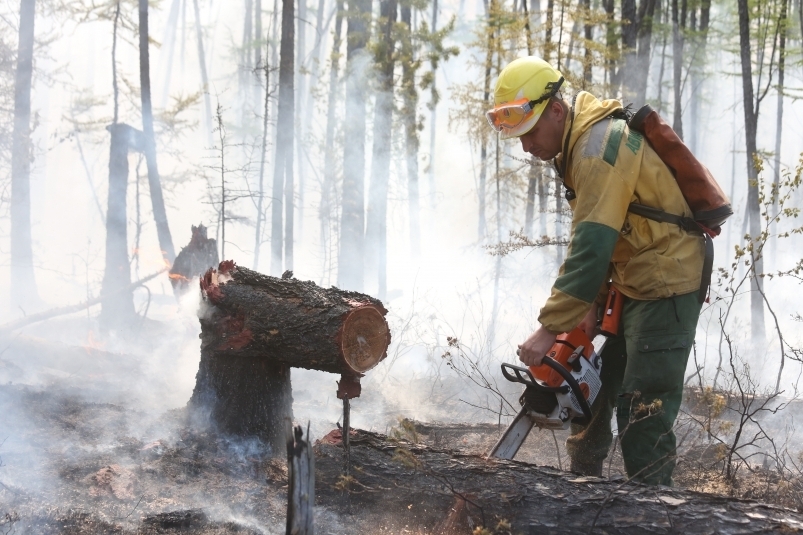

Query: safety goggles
[[485, 76, 565, 133], [485, 98, 538, 132]]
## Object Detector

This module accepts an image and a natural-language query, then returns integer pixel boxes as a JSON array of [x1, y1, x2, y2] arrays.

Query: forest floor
[[2, 322, 803, 534]]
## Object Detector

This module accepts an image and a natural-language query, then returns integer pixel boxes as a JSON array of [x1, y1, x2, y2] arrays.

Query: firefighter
[[485, 56, 705, 485]]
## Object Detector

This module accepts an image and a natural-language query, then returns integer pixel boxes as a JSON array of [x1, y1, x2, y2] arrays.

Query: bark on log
[[189, 261, 390, 451], [195, 261, 391, 374], [314, 429, 803, 534]]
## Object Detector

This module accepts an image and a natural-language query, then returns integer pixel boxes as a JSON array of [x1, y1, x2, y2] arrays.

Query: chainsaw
[[488, 327, 604, 460]]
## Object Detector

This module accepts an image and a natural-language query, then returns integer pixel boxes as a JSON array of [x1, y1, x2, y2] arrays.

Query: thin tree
[[337, 0, 373, 291], [737, 0, 769, 340], [671, 0, 687, 139], [270, 0, 296, 275], [295, 0, 308, 237], [253, 61, 272, 271], [365, 0, 398, 299], [139, 0, 176, 265], [399, 0, 421, 258], [10, 0, 40, 310], [772, 0, 788, 230], [320, 0, 345, 283], [427, 0, 438, 209], [688, 0, 711, 155], [193, 0, 214, 146]]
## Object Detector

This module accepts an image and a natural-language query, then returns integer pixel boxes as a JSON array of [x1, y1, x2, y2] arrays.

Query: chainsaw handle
[[541, 357, 594, 421], [500, 363, 569, 394]]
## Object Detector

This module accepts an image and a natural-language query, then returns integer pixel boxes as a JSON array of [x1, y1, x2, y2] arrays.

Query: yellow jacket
[[538, 92, 705, 334]]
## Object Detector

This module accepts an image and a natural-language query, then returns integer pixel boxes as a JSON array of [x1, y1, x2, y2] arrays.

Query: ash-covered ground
[[2, 308, 802, 534]]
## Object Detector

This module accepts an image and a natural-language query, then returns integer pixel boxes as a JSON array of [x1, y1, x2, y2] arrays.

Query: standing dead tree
[[10, 0, 39, 310], [139, 0, 176, 265], [270, 0, 295, 277]]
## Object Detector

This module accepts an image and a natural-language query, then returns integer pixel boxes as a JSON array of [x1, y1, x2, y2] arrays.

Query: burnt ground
[[3, 383, 803, 534], [3, 320, 803, 534]]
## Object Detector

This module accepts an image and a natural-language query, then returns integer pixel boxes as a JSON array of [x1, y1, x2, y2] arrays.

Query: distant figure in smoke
[[170, 224, 219, 297], [486, 57, 705, 485]]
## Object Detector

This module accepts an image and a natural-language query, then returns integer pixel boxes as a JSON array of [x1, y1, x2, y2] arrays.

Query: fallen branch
[[0, 268, 168, 333]]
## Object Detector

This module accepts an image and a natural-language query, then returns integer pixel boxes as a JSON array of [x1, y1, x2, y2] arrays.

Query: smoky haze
[[0, 0, 802, 531]]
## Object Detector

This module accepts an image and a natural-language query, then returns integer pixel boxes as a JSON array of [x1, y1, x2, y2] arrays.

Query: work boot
[[569, 457, 603, 477]]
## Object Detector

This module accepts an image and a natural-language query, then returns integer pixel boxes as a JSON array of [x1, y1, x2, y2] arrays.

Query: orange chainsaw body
[[529, 328, 594, 388]]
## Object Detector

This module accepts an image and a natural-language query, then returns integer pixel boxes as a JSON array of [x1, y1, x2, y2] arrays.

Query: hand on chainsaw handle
[[577, 302, 600, 339], [517, 326, 558, 367]]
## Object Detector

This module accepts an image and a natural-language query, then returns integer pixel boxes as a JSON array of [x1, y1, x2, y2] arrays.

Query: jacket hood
[[558, 92, 624, 168]]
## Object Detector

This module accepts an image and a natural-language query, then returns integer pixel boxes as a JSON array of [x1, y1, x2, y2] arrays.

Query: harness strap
[[628, 202, 713, 303]]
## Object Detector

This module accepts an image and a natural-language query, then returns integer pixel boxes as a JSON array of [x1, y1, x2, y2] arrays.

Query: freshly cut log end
[[340, 306, 390, 373], [197, 261, 391, 375]]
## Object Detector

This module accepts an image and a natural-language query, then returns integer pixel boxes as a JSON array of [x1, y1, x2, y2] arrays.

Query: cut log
[[195, 261, 390, 375], [189, 261, 391, 453]]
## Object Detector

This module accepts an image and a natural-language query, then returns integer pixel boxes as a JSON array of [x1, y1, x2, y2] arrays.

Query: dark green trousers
[[565, 291, 702, 485]]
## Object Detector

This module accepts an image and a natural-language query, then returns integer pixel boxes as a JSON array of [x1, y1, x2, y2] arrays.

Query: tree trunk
[[524, 161, 539, 238], [478, 0, 494, 241], [603, 0, 618, 91], [544, 0, 555, 62], [189, 262, 390, 450], [270, 0, 295, 276], [620, 0, 637, 98], [400, 1, 420, 259], [139, 0, 176, 265], [337, 0, 372, 291], [582, 0, 592, 88], [241, 0, 254, 125], [100, 123, 140, 328], [193, 0, 214, 147], [688, 0, 710, 155], [736, 0, 765, 341], [158, 0, 181, 108], [321, 0, 345, 283], [671, 0, 686, 139], [772, 0, 787, 233], [313, 429, 803, 533], [295, 0, 307, 240], [427, 0, 438, 210], [365, 0, 398, 300], [633, 0, 657, 105], [254, 61, 271, 271], [10, 0, 39, 310]]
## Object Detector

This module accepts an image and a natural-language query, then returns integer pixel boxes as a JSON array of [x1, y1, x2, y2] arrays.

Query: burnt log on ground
[[314, 429, 803, 534], [190, 261, 391, 453]]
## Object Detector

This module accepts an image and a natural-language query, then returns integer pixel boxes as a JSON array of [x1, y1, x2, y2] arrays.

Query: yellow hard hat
[[488, 57, 564, 139]]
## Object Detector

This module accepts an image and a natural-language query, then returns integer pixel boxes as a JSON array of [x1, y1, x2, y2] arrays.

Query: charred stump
[[169, 224, 219, 295], [190, 261, 391, 453]]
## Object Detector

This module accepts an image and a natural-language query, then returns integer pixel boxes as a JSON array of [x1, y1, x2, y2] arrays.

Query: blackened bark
[[170, 224, 219, 295], [270, 0, 295, 276], [10, 0, 39, 309], [286, 425, 315, 534], [736, 0, 766, 340], [365, 0, 398, 299], [337, 0, 372, 291], [190, 261, 391, 449], [139, 0, 176, 265], [100, 123, 141, 328], [399, 1, 420, 259]]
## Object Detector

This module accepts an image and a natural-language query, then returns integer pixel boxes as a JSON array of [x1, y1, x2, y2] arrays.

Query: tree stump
[[189, 261, 391, 453], [169, 224, 219, 296]]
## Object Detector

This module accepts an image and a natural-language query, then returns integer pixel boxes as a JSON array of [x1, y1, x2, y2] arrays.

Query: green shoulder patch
[[625, 130, 643, 155], [602, 119, 626, 166]]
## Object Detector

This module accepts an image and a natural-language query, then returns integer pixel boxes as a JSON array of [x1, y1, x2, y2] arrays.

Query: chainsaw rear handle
[[501, 358, 594, 421]]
